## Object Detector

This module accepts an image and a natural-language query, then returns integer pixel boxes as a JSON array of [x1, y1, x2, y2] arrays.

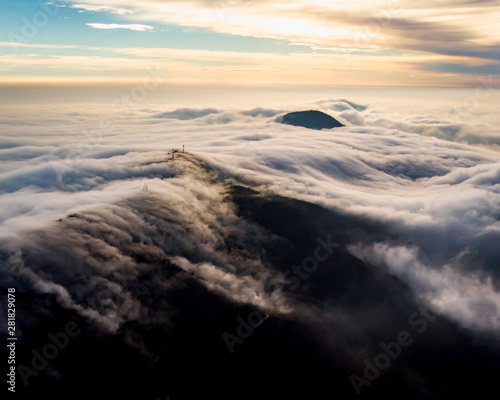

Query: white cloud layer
[[350, 244, 500, 334], [86, 23, 154, 31], [70, 4, 134, 14], [0, 94, 499, 337]]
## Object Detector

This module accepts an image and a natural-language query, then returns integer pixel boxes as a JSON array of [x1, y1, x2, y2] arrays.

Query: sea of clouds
[[1, 94, 499, 341]]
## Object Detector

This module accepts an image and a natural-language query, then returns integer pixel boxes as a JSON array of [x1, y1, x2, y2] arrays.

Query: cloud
[[170, 256, 289, 314], [65, 0, 500, 64], [86, 23, 155, 32], [349, 244, 500, 333], [1, 96, 500, 398], [423, 62, 500, 76], [240, 107, 282, 118], [0, 155, 292, 336], [3, 40, 498, 86], [70, 4, 134, 14], [3, 1, 500, 85], [0, 96, 499, 343], [154, 108, 220, 120], [316, 97, 500, 148]]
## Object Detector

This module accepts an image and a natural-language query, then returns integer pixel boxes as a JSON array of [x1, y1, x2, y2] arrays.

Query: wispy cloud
[[65, 0, 500, 63], [0, 98, 499, 340], [2, 44, 497, 86], [86, 23, 154, 32], [70, 4, 133, 15], [4, 0, 500, 84]]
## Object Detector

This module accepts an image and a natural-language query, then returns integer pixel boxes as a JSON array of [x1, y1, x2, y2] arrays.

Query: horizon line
[[0, 81, 482, 89]]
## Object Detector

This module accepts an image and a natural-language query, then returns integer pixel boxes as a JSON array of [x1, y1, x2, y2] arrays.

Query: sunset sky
[[1, 0, 499, 86]]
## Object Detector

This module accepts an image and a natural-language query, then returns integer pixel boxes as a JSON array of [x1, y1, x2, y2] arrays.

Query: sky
[[0, 0, 499, 86]]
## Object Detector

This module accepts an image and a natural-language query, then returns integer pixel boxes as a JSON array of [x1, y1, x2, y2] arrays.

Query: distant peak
[[277, 110, 344, 130]]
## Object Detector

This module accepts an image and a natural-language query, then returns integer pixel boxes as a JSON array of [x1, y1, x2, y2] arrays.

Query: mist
[[1, 89, 499, 399]]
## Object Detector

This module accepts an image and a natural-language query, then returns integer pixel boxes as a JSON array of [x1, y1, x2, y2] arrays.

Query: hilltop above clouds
[[277, 110, 345, 130]]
